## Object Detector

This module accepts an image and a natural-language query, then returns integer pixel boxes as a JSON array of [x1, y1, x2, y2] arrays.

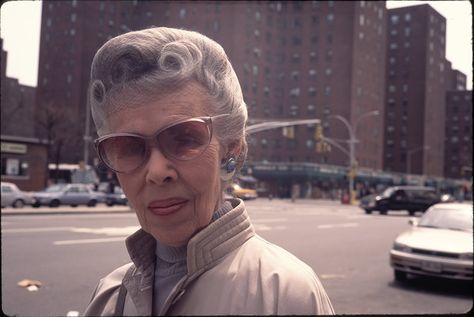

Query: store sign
[[1, 142, 27, 154]]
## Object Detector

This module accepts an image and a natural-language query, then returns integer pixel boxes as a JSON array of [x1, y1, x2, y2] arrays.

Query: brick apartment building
[[444, 91, 472, 179], [1, 39, 48, 190], [33, 1, 471, 192], [36, 1, 386, 169], [383, 4, 469, 177]]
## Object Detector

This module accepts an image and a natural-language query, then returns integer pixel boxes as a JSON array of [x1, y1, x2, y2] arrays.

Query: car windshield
[[43, 185, 66, 193], [418, 206, 473, 232], [381, 187, 395, 198]]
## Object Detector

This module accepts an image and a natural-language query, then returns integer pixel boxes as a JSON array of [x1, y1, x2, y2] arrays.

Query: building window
[[390, 15, 399, 25], [291, 71, 299, 81], [359, 15, 365, 26], [325, 86, 331, 96], [405, 13, 411, 22], [390, 43, 398, 49], [180, 8, 186, 19], [252, 65, 258, 76], [1, 157, 29, 177], [327, 13, 334, 22]]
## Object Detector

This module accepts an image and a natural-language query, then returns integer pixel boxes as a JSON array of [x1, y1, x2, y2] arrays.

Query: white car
[[390, 202, 473, 281], [1, 182, 34, 208], [31, 183, 105, 208]]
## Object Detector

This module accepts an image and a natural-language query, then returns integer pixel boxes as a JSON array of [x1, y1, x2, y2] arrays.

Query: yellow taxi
[[230, 183, 258, 200]]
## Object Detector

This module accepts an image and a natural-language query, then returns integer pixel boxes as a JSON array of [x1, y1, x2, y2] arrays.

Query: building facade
[[1, 39, 36, 138], [383, 4, 461, 177], [444, 90, 472, 179], [36, 1, 386, 171], [34, 1, 470, 196]]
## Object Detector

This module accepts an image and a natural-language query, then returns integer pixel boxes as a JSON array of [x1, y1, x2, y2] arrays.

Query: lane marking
[[320, 274, 346, 279], [71, 226, 139, 236], [54, 237, 126, 245], [251, 218, 287, 223], [253, 224, 287, 231], [2, 226, 74, 233], [317, 223, 359, 229]]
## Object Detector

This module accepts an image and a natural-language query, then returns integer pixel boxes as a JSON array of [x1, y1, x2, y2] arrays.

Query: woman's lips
[[148, 199, 188, 216]]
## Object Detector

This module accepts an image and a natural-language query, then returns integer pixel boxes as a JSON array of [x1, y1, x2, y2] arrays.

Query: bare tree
[[35, 101, 70, 186]]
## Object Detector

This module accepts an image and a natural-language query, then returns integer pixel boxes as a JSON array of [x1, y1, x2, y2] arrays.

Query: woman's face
[[107, 82, 224, 246]]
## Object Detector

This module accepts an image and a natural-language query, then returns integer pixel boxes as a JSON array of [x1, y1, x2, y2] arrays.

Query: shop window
[[1, 157, 29, 177]]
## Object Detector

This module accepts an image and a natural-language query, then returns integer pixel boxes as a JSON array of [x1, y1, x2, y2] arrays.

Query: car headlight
[[393, 242, 412, 253], [459, 252, 473, 260]]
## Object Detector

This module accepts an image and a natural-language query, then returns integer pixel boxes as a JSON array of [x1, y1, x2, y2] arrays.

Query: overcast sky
[[0, 0, 472, 89]]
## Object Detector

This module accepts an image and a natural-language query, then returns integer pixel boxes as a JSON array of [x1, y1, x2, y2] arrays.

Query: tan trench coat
[[83, 199, 335, 316]]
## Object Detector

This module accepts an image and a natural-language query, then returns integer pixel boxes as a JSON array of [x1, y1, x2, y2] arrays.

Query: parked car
[[1, 182, 34, 208], [104, 186, 128, 206], [390, 202, 473, 282], [359, 186, 445, 215], [229, 183, 258, 200], [31, 183, 105, 207]]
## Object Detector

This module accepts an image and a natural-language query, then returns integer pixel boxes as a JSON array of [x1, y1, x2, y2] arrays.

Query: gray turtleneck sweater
[[152, 201, 233, 314]]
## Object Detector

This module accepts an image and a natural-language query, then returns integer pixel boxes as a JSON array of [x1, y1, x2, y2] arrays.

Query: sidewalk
[[1, 204, 132, 216]]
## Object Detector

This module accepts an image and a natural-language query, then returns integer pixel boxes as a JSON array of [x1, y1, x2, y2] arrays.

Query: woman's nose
[[145, 147, 178, 185]]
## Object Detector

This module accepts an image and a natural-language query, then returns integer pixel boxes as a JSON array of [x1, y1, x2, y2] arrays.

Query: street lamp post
[[407, 145, 430, 175], [246, 111, 379, 204], [329, 110, 379, 204]]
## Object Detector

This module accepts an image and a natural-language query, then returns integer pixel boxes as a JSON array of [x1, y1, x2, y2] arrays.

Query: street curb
[[1, 208, 133, 216]]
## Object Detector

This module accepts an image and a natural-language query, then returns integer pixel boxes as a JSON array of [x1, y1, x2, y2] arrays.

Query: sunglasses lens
[[99, 136, 147, 173], [158, 120, 211, 160]]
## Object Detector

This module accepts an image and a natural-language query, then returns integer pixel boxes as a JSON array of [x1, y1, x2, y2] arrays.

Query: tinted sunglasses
[[95, 114, 228, 174]]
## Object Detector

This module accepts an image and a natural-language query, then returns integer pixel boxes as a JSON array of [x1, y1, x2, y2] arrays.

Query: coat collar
[[125, 197, 255, 277]]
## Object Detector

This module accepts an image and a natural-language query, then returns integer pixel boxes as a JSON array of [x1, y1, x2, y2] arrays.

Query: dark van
[[359, 186, 442, 216]]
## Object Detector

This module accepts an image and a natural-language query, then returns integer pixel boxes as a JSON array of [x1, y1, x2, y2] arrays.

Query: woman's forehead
[[106, 84, 211, 133]]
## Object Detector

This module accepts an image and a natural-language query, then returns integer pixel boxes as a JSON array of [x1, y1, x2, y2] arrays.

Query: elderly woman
[[84, 27, 334, 316]]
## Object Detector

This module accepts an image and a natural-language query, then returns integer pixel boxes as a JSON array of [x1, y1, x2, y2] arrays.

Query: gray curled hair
[[89, 27, 248, 174]]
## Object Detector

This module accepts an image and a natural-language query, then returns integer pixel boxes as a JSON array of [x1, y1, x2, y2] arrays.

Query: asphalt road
[[1, 199, 472, 316]]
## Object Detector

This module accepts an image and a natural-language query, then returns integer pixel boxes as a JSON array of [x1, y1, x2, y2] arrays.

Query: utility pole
[[328, 110, 379, 204]]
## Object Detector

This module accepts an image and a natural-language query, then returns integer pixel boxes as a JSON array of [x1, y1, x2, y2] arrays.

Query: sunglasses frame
[[94, 114, 229, 174]]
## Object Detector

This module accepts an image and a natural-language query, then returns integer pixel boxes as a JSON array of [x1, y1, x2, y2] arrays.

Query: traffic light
[[315, 141, 331, 153], [314, 124, 323, 142], [282, 126, 295, 139]]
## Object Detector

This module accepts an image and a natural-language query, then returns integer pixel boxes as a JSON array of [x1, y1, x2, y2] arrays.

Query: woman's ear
[[221, 139, 243, 163]]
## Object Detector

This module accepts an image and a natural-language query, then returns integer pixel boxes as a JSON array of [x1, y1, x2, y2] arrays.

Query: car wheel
[[408, 210, 416, 216], [394, 270, 407, 282], [379, 207, 388, 215], [49, 200, 60, 208], [106, 200, 114, 207], [12, 199, 25, 208], [364, 209, 372, 214], [32, 202, 41, 208], [87, 199, 97, 207]]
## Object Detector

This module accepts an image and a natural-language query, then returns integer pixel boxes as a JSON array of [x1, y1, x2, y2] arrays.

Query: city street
[[2, 199, 472, 316]]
